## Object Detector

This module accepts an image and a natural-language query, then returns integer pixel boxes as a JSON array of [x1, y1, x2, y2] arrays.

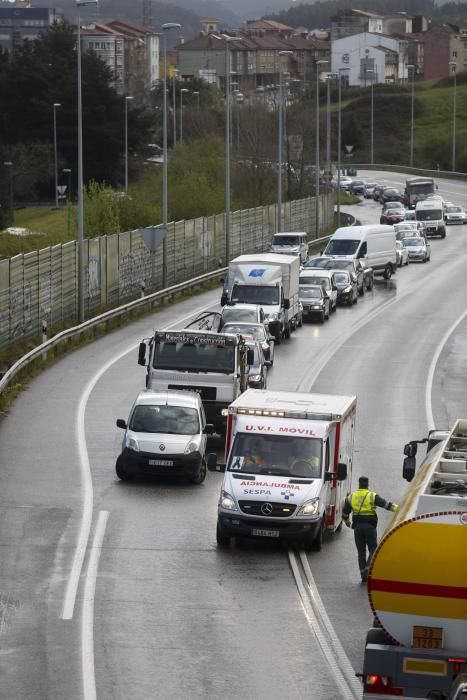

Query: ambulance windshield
[[228, 433, 322, 478]]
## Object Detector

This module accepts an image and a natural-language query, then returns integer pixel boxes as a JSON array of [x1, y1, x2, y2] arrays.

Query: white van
[[270, 232, 309, 263], [415, 196, 446, 238], [323, 225, 397, 280]]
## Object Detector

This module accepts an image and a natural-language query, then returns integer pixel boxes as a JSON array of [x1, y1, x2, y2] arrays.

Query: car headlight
[[249, 374, 262, 383], [343, 286, 352, 293], [297, 498, 320, 517], [268, 313, 278, 321], [261, 342, 269, 351], [311, 304, 322, 309], [184, 440, 200, 454], [220, 490, 237, 511], [125, 435, 139, 452]]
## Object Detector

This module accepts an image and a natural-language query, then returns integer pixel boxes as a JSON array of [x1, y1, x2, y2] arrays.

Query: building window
[[452, 51, 457, 58]]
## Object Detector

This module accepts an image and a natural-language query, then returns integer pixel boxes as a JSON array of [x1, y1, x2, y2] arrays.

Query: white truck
[[207, 389, 356, 548], [220, 253, 301, 343], [138, 330, 253, 436], [361, 419, 467, 699]]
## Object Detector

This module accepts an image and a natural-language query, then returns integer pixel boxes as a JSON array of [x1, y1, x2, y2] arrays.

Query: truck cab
[[138, 330, 253, 436]]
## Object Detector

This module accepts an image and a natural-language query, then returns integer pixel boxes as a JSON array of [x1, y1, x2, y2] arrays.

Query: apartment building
[[423, 23, 467, 79]]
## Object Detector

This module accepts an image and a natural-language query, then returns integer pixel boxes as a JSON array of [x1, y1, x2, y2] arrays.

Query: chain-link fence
[[0, 194, 333, 352]]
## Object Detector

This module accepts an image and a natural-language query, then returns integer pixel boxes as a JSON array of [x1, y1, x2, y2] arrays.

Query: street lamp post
[[76, 0, 98, 324], [162, 22, 182, 287], [315, 59, 328, 237], [193, 90, 200, 109], [53, 102, 61, 208], [124, 95, 134, 193], [63, 168, 72, 237], [366, 68, 375, 166], [277, 50, 293, 232], [406, 64, 415, 167], [325, 76, 331, 175], [172, 68, 178, 147], [179, 88, 189, 144], [213, 34, 242, 264], [336, 68, 349, 225], [449, 62, 457, 171]]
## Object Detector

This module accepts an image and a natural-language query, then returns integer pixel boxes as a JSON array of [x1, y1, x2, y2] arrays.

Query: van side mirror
[[116, 418, 127, 429], [337, 462, 347, 481], [283, 298, 290, 310], [246, 348, 255, 365], [220, 293, 228, 306], [403, 441, 417, 458], [138, 342, 146, 366], [403, 456, 416, 482], [203, 424, 215, 435]]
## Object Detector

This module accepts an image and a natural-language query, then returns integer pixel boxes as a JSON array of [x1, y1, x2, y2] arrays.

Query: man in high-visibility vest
[[343, 476, 398, 582]]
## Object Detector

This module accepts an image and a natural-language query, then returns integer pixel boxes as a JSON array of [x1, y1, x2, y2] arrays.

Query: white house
[[332, 32, 409, 86]]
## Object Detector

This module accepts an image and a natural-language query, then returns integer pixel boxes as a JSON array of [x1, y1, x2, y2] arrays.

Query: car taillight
[[364, 674, 404, 695]]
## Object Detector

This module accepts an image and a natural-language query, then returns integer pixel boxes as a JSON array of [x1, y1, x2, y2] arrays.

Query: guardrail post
[[41, 320, 48, 361]]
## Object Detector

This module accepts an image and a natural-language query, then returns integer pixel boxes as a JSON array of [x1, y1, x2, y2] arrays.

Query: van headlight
[[125, 435, 139, 452], [297, 498, 320, 517], [184, 439, 200, 454], [220, 490, 237, 511], [268, 312, 278, 321], [249, 374, 262, 383]]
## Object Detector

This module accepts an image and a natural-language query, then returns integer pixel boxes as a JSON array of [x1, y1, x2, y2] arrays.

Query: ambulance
[[362, 418, 467, 699], [207, 389, 356, 548]]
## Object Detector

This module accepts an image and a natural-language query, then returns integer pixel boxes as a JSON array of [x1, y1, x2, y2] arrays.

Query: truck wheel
[[358, 284, 365, 296], [366, 277, 373, 291], [284, 324, 291, 339], [216, 521, 230, 547], [275, 333, 282, 345], [190, 459, 207, 485], [311, 518, 324, 551], [383, 264, 392, 280]]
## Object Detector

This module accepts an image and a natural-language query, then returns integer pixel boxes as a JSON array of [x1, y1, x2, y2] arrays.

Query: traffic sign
[[57, 185, 67, 195]]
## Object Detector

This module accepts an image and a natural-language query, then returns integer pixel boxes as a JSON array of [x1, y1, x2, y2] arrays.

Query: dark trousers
[[354, 521, 378, 575]]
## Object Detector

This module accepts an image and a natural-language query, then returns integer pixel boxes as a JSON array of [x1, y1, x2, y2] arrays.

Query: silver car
[[396, 240, 409, 266], [401, 236, 431, 262], [445, 204, 467, 225]]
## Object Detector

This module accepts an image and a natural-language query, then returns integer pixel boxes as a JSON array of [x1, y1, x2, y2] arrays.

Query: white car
[[299, 269, 338, 312], [115, 390, 213, 483], [444, 204, 467, 225], [396, 240, 409, 267]]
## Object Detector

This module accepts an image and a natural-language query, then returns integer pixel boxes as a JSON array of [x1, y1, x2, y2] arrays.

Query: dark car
[[222, 322, 274, 366], [299, 284, 330, 323], [349, 179, 367, 195], [380, 187, 403, 204], [380, 202, 406, 225], [304, 256, 373, 296], [246, 341, 268, 388], [334, 270, 358, 305]]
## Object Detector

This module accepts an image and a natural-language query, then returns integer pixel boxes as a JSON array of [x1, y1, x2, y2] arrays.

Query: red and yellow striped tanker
[[363, 419, 467, 698]]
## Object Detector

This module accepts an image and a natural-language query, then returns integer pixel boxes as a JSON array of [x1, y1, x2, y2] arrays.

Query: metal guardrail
[[0, 267, 227, 395], [0, 226, 348, 397], [348, 164, 467, 180]]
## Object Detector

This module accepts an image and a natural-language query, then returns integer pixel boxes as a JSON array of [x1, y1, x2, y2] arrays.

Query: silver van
[[115, 390, 213, 483], [270, 232, 309, 263]]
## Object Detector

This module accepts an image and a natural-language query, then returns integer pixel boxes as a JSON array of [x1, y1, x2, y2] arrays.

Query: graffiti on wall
[[119, 246, 152, 297]]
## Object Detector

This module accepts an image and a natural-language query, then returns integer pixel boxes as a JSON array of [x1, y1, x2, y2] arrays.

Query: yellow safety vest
[[350, 489, 376, 516]]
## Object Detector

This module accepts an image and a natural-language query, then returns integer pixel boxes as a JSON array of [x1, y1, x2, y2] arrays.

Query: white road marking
[[62, 298, 216, 620], [425, 308, 467, 430], [82, 510, 109, 700], [288, 551, 360, 699]]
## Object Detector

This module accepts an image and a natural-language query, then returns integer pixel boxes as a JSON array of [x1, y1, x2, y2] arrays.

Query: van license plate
[[149, 459, 173, 466], [251, 529, 279, 538]]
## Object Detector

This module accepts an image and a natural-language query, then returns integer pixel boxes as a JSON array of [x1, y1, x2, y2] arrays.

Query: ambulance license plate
[[149, 459, 173, 466], [412, 626, 444, 650], [251, 529, 280, 538]]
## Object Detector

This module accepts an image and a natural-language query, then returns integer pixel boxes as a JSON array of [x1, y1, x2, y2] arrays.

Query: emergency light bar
[[233, 407, 336, 420]]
